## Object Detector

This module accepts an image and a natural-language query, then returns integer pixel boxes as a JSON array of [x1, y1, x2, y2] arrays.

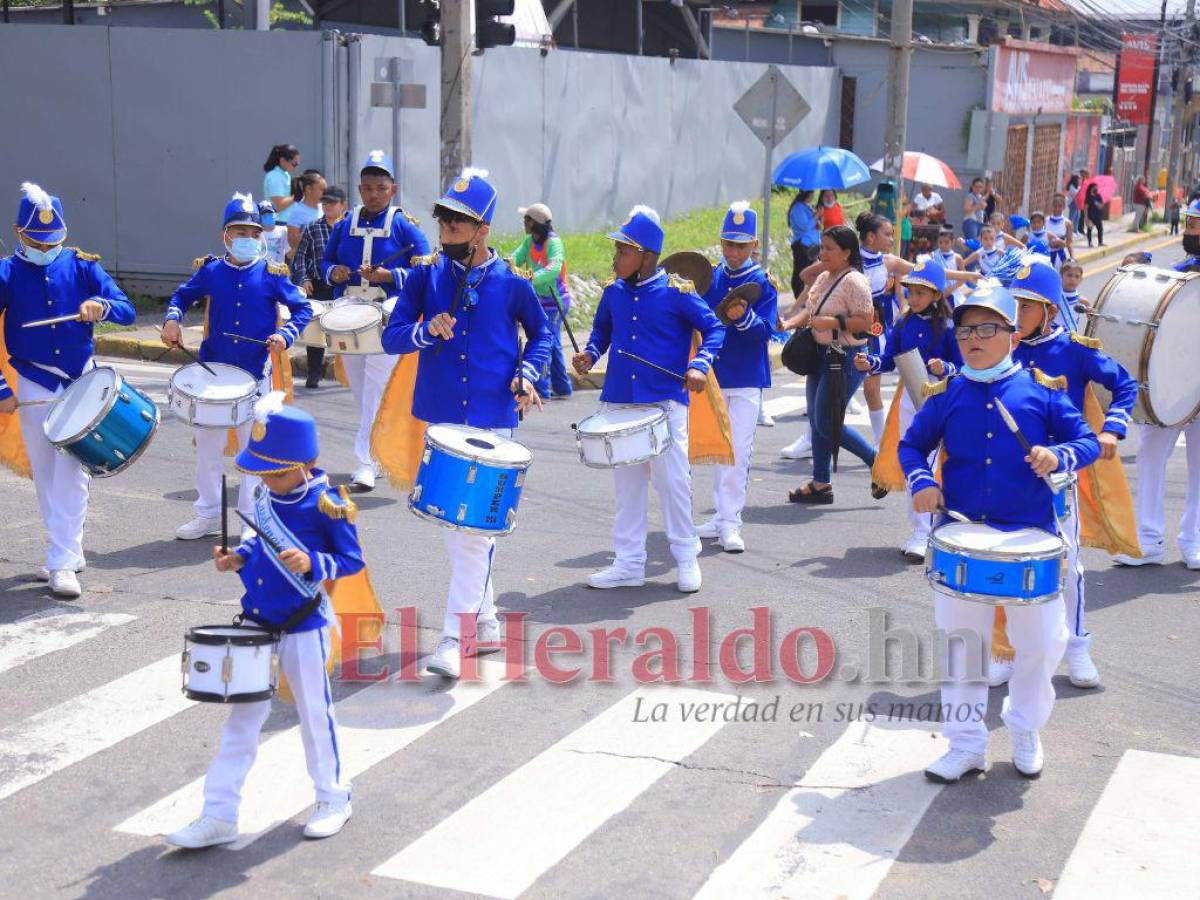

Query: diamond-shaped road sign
[[734, 64, 811, 148]]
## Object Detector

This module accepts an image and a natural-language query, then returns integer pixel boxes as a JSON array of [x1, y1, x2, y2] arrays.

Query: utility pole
[[1145, 0, 1168, 179], [440, 0, 473, 186], [1164, 0, 1198, 217], [883, 0, 913, 249]]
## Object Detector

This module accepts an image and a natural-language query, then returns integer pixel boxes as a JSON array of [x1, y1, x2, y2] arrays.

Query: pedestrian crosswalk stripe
[[0, 611, 136, 675], [115, 658, 510, 849], [693, 720, 947, 900], [1054, 749, 1200, 899], [762, 395, 805, 418], [372, 686, 736, 899], [0, 654, 194, 803]]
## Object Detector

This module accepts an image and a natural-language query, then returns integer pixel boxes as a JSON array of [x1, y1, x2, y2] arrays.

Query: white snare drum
[[574, 405, 672, 468], [321, 303, 384, 355], [344, 284, 388, 303], [298, 300, 328, 348], [382, 295, 397, 324], [1087, 265, 1200, 426], [182, 624, 279, 703], [167, 362, 261, 428]]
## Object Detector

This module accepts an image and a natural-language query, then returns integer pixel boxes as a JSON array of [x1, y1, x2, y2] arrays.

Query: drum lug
[[466, 463, 478, 484], [1125, 318, 1159, 330], [649, 430, 659, 452], [114, 449, 127, 462], [411, 483, 423, 502], [91, 431, 103, 442], [422, 448, 431, 464], [955, 561, 966, 585], [181, 649, 190, 676], [506, 508, 516, 529], [221, 654, 233, 685], [427, 504, 445, 517], [141, 409, 155, 422], [457, 503, 468, 523], [1022, 566, 1035, 594], [515, 470, 526, 488], [270, 652, 280, 685], [604, 437, 614, 464], [118, 392, 130, 403]]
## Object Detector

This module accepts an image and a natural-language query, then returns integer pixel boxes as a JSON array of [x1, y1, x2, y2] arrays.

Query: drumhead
[[427, 424, 533, 466], [933, 522, 1063, 555], [577, 405, 665, 435], [188, 624, 278, 646], [321, 303, 382, 332], [1148, 276, 1200, 425], [44, 367, 117, 441], [171, 362, 257, 401], [383, 296, 397, 315]]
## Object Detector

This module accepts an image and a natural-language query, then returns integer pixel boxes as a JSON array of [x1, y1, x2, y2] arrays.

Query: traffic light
[[475, 0, 515, 50]]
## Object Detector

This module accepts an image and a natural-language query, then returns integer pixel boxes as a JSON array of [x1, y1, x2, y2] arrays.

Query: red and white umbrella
[[869, 152, 962, 190]]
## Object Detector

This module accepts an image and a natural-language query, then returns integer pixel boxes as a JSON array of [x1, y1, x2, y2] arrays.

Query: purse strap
[[809, 268, 853, 335]]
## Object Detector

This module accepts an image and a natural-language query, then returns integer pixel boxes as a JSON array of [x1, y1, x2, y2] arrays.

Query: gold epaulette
[[410, 253, 437, 267], [602, 275, 617, 289], [267, 261, 290, 276], [1070, 332, 1103, 351], [68, 247, 101, 261], [921, 378, 950, 399], [193, 255, 215, 270], [318, 485, 358, 523], [1032, 367, 1068, 391], [766, 271, 782, 291], [401, 209, 421, 227], [668, 273, 696, 294]]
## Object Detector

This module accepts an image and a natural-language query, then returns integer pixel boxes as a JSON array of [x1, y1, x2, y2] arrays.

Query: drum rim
[[183, 687, 277, 703], [44, 366, 123, 446], [169, 361, 260, 397], [320, 302, 384, 333], [425, 424, 533, 468], [927, 525, 1065, 561], [576, 403, 668, 438], [187, 624, 280, 646], [574, 439, 673, 469], [407, 495, 518, 536]]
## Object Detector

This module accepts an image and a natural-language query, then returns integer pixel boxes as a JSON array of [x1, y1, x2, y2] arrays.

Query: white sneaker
[[1112, 549, 1164, 566], [719, 528, 745, 554], [696, 519, 721, 539], [303, 800, 352, 839], [472, 620, 503, 656], [165, 815, 238, 849], [987, 657, 1014, 687], [425, 636, 461, 678], [587, 565, 645, 589], [901, 535, 928, 563], [1181, 547, 1200, 570], [1066, 646, 1100, 688], [780, 433, 812, 460], [48, 569, 82, 599], [677, 559, 702, 593], [924, 749, 986, 783], [350, 465, 376, 491], [37, 562, 84, 582], [176, 516, 222, 541], [848, 397, 866, 415], [758, 410, 775, 427], [1011, 728, 1044, 777]]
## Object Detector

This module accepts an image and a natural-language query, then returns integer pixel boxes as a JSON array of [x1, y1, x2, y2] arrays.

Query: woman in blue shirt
[[262, 143, 301, 224], [787, 190, 820, 297]]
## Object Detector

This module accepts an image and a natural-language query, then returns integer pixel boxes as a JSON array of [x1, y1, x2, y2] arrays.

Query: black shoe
[[305, 373, 321, 389], [788, 482, 833, 504]]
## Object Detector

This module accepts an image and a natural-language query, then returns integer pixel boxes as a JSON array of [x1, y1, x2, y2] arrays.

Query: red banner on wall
[[1116, 33, 1159, 125], [991, 43, 1077, 115]]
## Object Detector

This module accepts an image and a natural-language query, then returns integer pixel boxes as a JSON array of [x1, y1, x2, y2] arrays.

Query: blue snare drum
[[409, 425, 532, 535], [43, 367, 159, 477], [926, 522, 1065, 605]]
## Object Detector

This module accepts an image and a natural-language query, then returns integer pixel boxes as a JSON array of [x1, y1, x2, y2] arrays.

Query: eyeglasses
[[954, 322, 1015, 341]]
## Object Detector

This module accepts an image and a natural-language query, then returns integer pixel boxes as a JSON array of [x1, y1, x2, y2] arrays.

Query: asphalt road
[[0, 240, 1196, 899]]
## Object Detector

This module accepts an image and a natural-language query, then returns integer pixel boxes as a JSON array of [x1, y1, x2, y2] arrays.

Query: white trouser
[[16, 373, 90, 572], [339, 353, 398, 469], [1059, 484, 1087, 649], [934, 590, 1068, 755], [1132, 420, 1200, 554], [202, 626, 350, 823], [440, 427, 510, 640], [608, 400, 700, 570], [898, 392, 934, 545], [193, 423, 256, 521], [710, 388, 761, 530]]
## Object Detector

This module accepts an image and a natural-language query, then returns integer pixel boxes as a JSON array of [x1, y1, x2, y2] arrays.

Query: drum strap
[[253, 488, 322, 600], [349, 205, 400, 269]]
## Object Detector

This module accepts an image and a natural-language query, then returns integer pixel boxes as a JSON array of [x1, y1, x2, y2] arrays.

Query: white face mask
[[20, 241, 64, 266]]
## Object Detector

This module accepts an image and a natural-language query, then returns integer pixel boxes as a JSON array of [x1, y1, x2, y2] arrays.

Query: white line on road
[[115, 659, 510, 848], [0, 654, 195, 803], [693, 720, 947, 900], [1054, 749, 1200, 899], [372, 686, 736, 899], [762, 395, 806, 418], [0, 611, 136, 675]]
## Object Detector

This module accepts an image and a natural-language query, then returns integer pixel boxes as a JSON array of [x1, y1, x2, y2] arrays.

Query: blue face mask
[[21, 242, 64, 266], [962, 353, 1016, 383], [228, 236, 264, 263]]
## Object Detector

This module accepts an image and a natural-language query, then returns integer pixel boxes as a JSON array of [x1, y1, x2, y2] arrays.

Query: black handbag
[[781, 269, 852, 376]]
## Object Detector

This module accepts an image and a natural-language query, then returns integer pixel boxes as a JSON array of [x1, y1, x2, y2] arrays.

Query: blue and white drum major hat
[[1009, 258, 1062, 308], [222, 192, 262, 229], [235, 393, 320, 475], [606, 205, 664, 255], [16, 182, 67, 244], [720, 201, 757, 242], [361, 149, 395, 179], [901, 256, 947, 294], [436, 167, 497, 224], [952, 279, 1018, 327]]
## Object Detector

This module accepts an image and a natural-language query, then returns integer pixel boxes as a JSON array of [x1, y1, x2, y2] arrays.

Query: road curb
[[1073, 226, 1169, 267]]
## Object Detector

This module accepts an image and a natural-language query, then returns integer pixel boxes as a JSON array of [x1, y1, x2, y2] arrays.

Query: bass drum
[[1087, 264, 1200, 427]]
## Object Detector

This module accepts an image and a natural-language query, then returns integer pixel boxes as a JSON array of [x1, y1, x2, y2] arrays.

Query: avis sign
[[1116, 33, 1159, 126], [991, 43, 1076, 116]]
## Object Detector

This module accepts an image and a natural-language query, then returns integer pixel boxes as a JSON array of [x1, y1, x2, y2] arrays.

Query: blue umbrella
[[772, 147, 872, 190]]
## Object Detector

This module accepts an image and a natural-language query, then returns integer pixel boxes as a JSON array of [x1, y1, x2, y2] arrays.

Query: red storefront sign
[[991, 42, 1077, 115], [1116, 33, 1159, 125]]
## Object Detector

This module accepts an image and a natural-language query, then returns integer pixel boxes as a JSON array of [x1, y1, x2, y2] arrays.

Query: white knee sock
[[869, 407, 886, 444]]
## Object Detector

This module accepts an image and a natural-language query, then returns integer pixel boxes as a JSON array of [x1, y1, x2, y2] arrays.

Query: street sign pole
[[762, 69, 779, 266]]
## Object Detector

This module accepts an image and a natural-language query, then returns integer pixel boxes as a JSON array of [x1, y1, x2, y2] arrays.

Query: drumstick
[[235, 510, 284, 555], [22, 312, 82, 329], [617, 349, 686, 383], [515, 338, 527, 423], [937, 506, 972, 524], [155, 326, 218, 377], [223, 332, 271, 346], [545, 289, 599, 390], [221, 474, 228, 554], [14, 398, 56, 408], [994, 398, 1058, 492], [361, 245, 415, 272]]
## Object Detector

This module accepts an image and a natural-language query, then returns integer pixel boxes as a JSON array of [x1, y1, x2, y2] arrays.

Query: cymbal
[[660, 251, 713, 296], [715, 282, 762, 325]]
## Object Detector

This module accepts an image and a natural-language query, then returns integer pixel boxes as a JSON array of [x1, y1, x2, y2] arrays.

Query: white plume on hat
[[20, 182, 52, 211], [460, 167, 490, 180], [252, 390, 286, 424], [231, 191, 255, 213], [628, 205, 660, 224], [728, 200, 752, 215]]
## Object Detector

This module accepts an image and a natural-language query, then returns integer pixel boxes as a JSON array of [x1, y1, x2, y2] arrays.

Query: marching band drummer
[[166, 399, 360, 848], [1009, 259, 1137, 690], [161, 193, 311, 540], [573, 206, 725, 593], [382, 168, 551, 679], [0, 183, 135, 598], [695, 201, 778, 554], [1112, 199, 1200, 569], [322, 150, 431, 492], [900, 283, 1099, 784]]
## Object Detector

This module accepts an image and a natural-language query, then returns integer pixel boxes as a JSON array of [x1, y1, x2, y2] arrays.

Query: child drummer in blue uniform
[[899, 283, 1099, 784], [162, 193, 312, 541], [573, 206, 725, 593], [695, 201, 778, 554], [0, 183, 135, 598], [167, 396, 361, 849], [1008, 259, 1137, 690], [382, 168, 551, 679]]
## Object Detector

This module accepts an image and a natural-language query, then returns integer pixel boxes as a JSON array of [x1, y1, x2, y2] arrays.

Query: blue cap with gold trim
[[361, 149, 395, 179], [952, 279, 1018, 327], [720, 201, 757, 242], [435, 167, 497, 224], [607, 205, 664, 255], [222, 193, 262, 229], [235, 393, 319, 475], [16, 182, 66, 244], [901, 256, 946, 294], [1009, 258, 1062, 308]]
